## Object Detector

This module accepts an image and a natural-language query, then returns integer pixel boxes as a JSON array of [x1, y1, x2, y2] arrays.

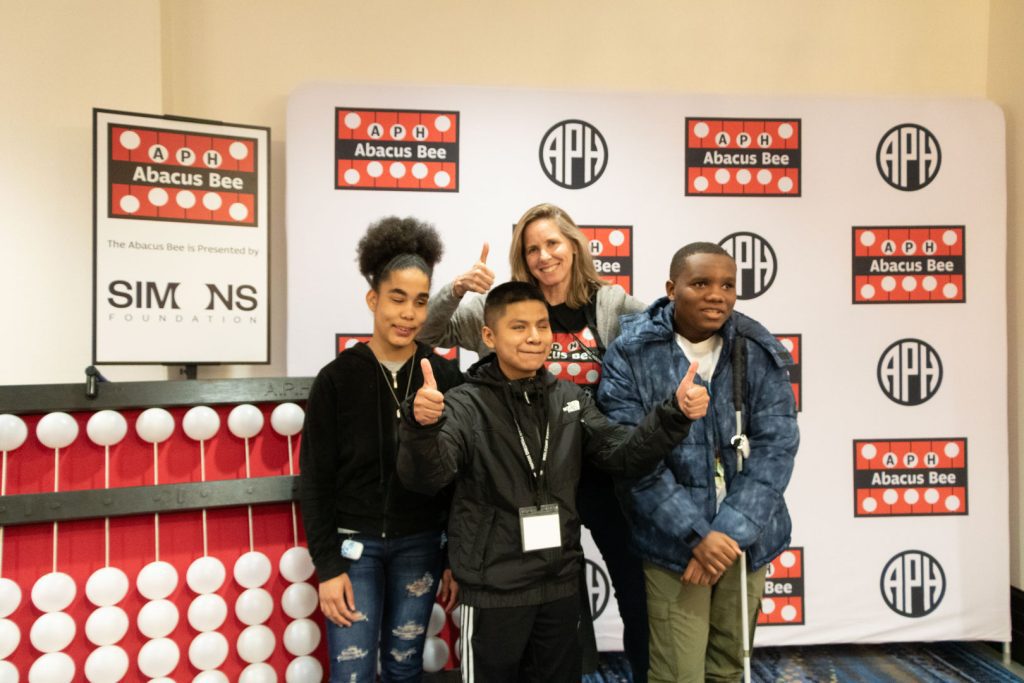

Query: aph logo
[[718, 232, 777, 300], [109, 125, 258, 226], [775, 334, 801, 411], [759, 548, 804, 626], [685, 118, 801, 196], [584, 559, 611, 620], [583, 225, 632, 293], [880, 550, 946, 618], [854, 438, 968, 517], [539, 120, 608, 189], [335, 333, 459, 362], [335, 108, 459, 192], [853, 227, 966, 304], [877, 339, 943, 406], [877, 124, 941, 191]]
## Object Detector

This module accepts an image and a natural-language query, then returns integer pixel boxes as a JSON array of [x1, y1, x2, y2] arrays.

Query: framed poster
[[93, 109, 270, 364]]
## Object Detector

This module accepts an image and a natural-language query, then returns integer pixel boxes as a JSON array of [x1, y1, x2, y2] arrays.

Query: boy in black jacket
[[398, 281, 708, 683]]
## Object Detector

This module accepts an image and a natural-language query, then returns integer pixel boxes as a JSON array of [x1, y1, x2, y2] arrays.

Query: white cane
[[730, 337, 752, 683]]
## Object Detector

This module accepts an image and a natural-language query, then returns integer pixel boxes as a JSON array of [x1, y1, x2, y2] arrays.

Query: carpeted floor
[[426, 642, 1023, 682], [587, 642, 1024, 683]]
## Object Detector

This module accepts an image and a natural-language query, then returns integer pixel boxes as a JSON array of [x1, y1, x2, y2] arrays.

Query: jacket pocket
[[468, 507, 496, 573]]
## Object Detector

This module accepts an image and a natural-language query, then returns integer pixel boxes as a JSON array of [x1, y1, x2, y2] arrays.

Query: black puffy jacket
[[397, 354, 692, 608]]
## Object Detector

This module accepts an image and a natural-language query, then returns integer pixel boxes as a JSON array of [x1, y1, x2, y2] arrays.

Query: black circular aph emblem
[[584, 559, 611, 620], [539, 120, 608, 189], [880, 550, 946, 618], [877, 338, 943, 406], [876, 123, 942, 191], [718, 232, 777, 300]]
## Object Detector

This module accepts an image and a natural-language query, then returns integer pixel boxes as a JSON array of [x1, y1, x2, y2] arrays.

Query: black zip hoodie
[[299, 341, 462, 582], [397, 353, 693, 608]]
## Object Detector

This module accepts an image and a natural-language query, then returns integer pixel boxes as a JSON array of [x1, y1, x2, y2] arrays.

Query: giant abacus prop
[[0, 378, 457, 681]]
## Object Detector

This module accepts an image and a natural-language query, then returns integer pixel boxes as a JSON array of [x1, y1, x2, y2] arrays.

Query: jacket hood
[[621, 297, 793, 369], [465, 352, 559, 388]]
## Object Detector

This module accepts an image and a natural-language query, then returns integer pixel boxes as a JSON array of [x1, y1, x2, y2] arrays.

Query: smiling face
[[523, 218, 575, 296], [667, 252, 737, 342], [482, 300, 553, 380], [366, 267, 430, 354]]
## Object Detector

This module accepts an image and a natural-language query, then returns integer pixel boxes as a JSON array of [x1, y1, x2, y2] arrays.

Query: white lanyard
[[512, 418, 550, 482]]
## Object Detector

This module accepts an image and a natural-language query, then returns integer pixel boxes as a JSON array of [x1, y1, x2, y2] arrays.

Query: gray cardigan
[[419, 281, 646, 357]]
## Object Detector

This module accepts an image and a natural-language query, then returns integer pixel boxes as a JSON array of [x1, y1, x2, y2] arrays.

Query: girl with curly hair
[[299, 217, 462, 682]]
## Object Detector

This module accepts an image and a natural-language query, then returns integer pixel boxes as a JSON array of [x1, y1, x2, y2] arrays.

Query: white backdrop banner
[[286, 83, 1008, 646], [93, 109, 270, 364]]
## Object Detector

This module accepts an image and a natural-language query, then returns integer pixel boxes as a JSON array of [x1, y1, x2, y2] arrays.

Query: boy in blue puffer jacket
[[597, 242, 799, 683]]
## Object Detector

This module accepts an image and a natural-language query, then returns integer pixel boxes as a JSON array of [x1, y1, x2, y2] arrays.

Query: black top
[[298, 341, 463, 582]]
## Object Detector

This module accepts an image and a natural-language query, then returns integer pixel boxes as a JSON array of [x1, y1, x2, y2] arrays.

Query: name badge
[[519, 504, 561, 552]]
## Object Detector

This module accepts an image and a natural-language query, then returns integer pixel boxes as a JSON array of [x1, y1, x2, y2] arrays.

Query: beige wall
[[1, 0, 1019, 585]]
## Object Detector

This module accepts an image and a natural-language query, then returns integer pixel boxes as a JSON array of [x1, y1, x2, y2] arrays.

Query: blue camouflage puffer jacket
[[597, 297, 799, 572]]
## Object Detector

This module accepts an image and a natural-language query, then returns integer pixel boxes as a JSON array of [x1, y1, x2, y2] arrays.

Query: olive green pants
[[645, 560, 767, 683]]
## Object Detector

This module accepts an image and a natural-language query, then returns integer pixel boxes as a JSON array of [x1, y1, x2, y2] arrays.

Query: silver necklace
[[379, 359, 416, 419]]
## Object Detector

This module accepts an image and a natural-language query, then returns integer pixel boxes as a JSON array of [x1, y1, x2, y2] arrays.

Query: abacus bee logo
[[718, 232, 777, 300], [853, 227, 966, 304], [539, 120, 608, 189], [881, 550, 946, 618], [583, 225, 632, 293], [877, 124, 941, 191], [686, 118, 801, 196], [335, 108, 459, 192], [854, 438, 968, 517], [109, 125, 258, 226], [759, 548, 804, 626], [877, 339, 943, 406], [584, 559, 611, 620]]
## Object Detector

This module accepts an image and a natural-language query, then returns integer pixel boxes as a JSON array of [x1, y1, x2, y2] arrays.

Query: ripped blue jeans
[[326, 529, 445, 683]]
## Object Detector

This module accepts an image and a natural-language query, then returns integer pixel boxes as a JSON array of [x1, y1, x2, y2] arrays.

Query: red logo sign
[[336, 108, 459, 192], [759, 547, 804, 626], [109, 125, 258, 225], [686, 118, 801, 197], [853, 227, 966, 303], [582, 225, 632, 293], [853, 438, 968, 517]]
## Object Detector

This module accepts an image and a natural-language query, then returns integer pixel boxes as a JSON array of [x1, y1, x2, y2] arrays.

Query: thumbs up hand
[[675, 362, 709, 420], [451, 243, 495, 298], [413, 358, 446, 425]]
